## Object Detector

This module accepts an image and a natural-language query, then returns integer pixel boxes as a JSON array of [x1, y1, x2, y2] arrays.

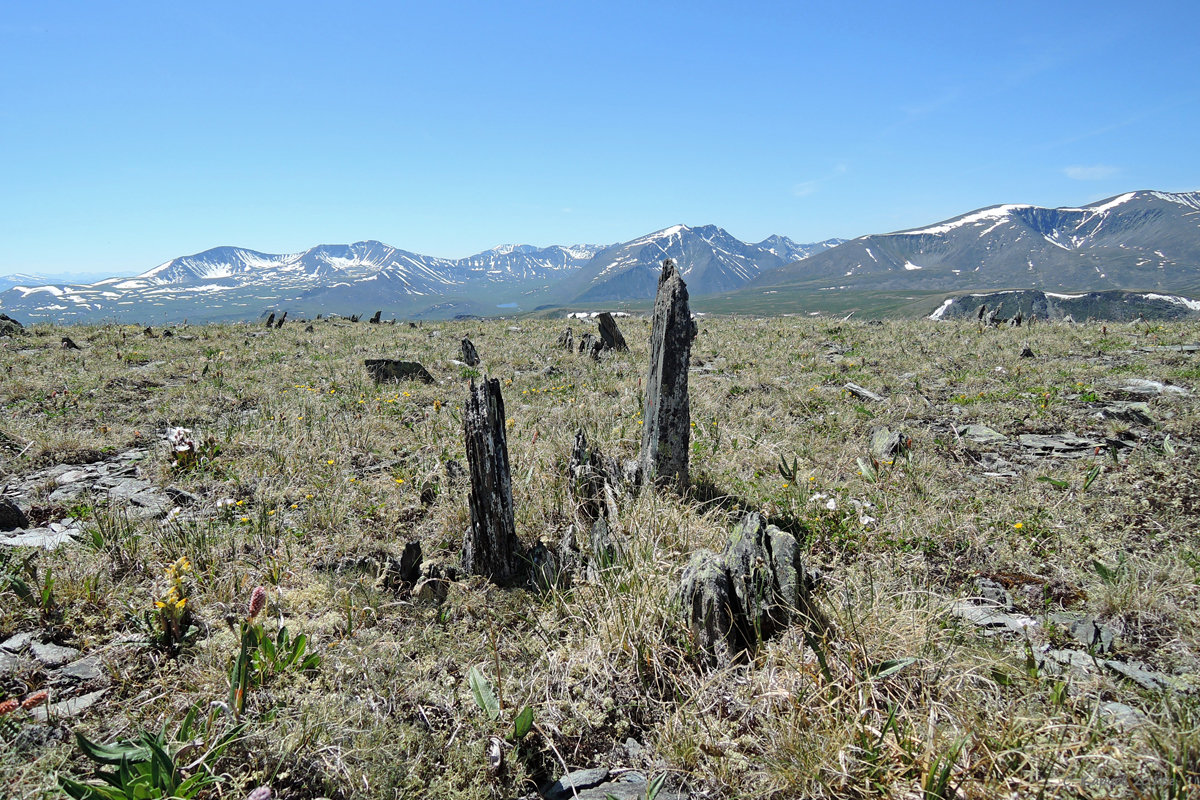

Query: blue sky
[[2, 1, 1197, 276]]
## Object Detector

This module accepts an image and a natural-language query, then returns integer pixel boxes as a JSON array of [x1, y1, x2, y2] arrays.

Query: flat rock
[[845, 382, 885, 402], [950, 601, 1037, 633], [1093, 402, 1153, 425], [1, 631, 35, 652], [1117, 379, 1190, 397], [30, 640, 80, 667], [53, 655, 104, 684], [1099, 701, 1149, 728], [1137, 344, 1200, 353], [0, 649, 33, 677], [957, 424, 1008, 444], [1102, 659, 1181, 692], [1017, 432, 1100, 457], [29, 688, 107, 722], [0, 526, 79, 550], [544, 767, 610, 800]]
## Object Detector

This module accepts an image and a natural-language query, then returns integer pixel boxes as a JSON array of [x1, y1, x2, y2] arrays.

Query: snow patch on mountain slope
[[890, 205, 1030, 237], [1143, 293, 1200, 311]]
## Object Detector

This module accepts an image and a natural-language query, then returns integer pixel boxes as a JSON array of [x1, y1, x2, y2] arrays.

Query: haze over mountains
[[1, 190, 1197, 324]]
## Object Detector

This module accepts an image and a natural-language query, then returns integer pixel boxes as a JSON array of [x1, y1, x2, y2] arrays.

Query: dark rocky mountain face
[[931, 289, 1200, 322], [750, 191, 1200, 294]]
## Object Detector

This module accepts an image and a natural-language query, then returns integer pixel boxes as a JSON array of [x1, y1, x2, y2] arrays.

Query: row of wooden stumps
[[458, 258, 824, 668]]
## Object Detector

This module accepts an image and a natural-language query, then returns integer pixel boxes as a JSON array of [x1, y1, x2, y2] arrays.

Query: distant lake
[[496, 303, 518, 308]]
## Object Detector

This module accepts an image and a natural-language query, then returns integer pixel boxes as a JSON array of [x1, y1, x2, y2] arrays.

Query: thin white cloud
[[1064, 164, 1119, 180], [792, 163, 849, 198]]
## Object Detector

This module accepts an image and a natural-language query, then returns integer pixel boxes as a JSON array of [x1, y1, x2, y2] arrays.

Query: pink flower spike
[[247, 586, 267, 620]]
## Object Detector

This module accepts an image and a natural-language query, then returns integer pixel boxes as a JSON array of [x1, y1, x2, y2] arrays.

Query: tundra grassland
[[1, 314, 1198, 799]]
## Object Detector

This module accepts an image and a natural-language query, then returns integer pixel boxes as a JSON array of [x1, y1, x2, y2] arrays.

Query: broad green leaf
[[512, 706, 533, 740], [468, 666, 501, 720]]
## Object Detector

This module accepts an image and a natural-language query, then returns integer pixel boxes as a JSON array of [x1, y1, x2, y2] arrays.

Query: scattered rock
[[0, 525, 81, 550], [30, 688, 107, 722], [556, 327, 574, 351], [54, 655, 104, 684], [950, 600, 1037, 634], [369, 310, 382, 324], [845, 382, 884, 402], [461, 378, 523, 584], [578, 332, 603, 360], [274, 311, 287, 328], [365, 359, 435, 384], [679, 512, 824, 667], [0, 497, 30, 531], [461, 335, 480, 367], [1098, 701, 1148, 729], [543, 767, 611, 800], [1116, 378, 1190, 397], [61, 336, 81, 350], [264, 312, 276, 328], [1102, 659, 1180, 692], [956, 424, 1008, 444], [639, 260, 695, 492], [1019, 341, 1035, 358], [869, 427, 908, 461], [30, 640, 81, 667], [596, 312, 629, 352], [1093, 401, 1153, 425], [304, 323, 314, 333], [1017, 432, 1101, 457]]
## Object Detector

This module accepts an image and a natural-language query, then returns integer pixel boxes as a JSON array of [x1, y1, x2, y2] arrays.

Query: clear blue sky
[[2, 1, 1197, 276]]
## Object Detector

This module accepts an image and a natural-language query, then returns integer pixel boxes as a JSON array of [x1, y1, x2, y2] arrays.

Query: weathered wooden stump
[[638, 259, 695, 492], [596, 313, 628, 352], [462, 378, 523, 583], [461, 335, 480, 367]]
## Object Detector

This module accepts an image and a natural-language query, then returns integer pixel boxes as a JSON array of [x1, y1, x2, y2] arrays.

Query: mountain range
[[1, 189, 1197, 324], [744, 190, 1200, 295], [0, 229, 841, 323]]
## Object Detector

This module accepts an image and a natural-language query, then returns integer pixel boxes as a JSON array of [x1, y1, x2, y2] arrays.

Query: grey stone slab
[[0, 527, 79, 549], [957, 424, 1008, 444], [545, 768, 610, 800], [1117, 379, 1190, 397], [1, 631, 34, 652], [845, 382, 885, 402], [30, 640, 80, 667], [1099, 701, 1149, 729], [0, 649, 33, 677], [1102, 659, 1180, 693], [53, 655, 104, 684], [950, 601, 1037, 633], [1017, 433, 1100, 456], [29, 688, 107, 721]]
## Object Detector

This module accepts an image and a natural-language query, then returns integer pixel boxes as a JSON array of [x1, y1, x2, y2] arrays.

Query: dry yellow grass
[[1, 314, 1198, 798]]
